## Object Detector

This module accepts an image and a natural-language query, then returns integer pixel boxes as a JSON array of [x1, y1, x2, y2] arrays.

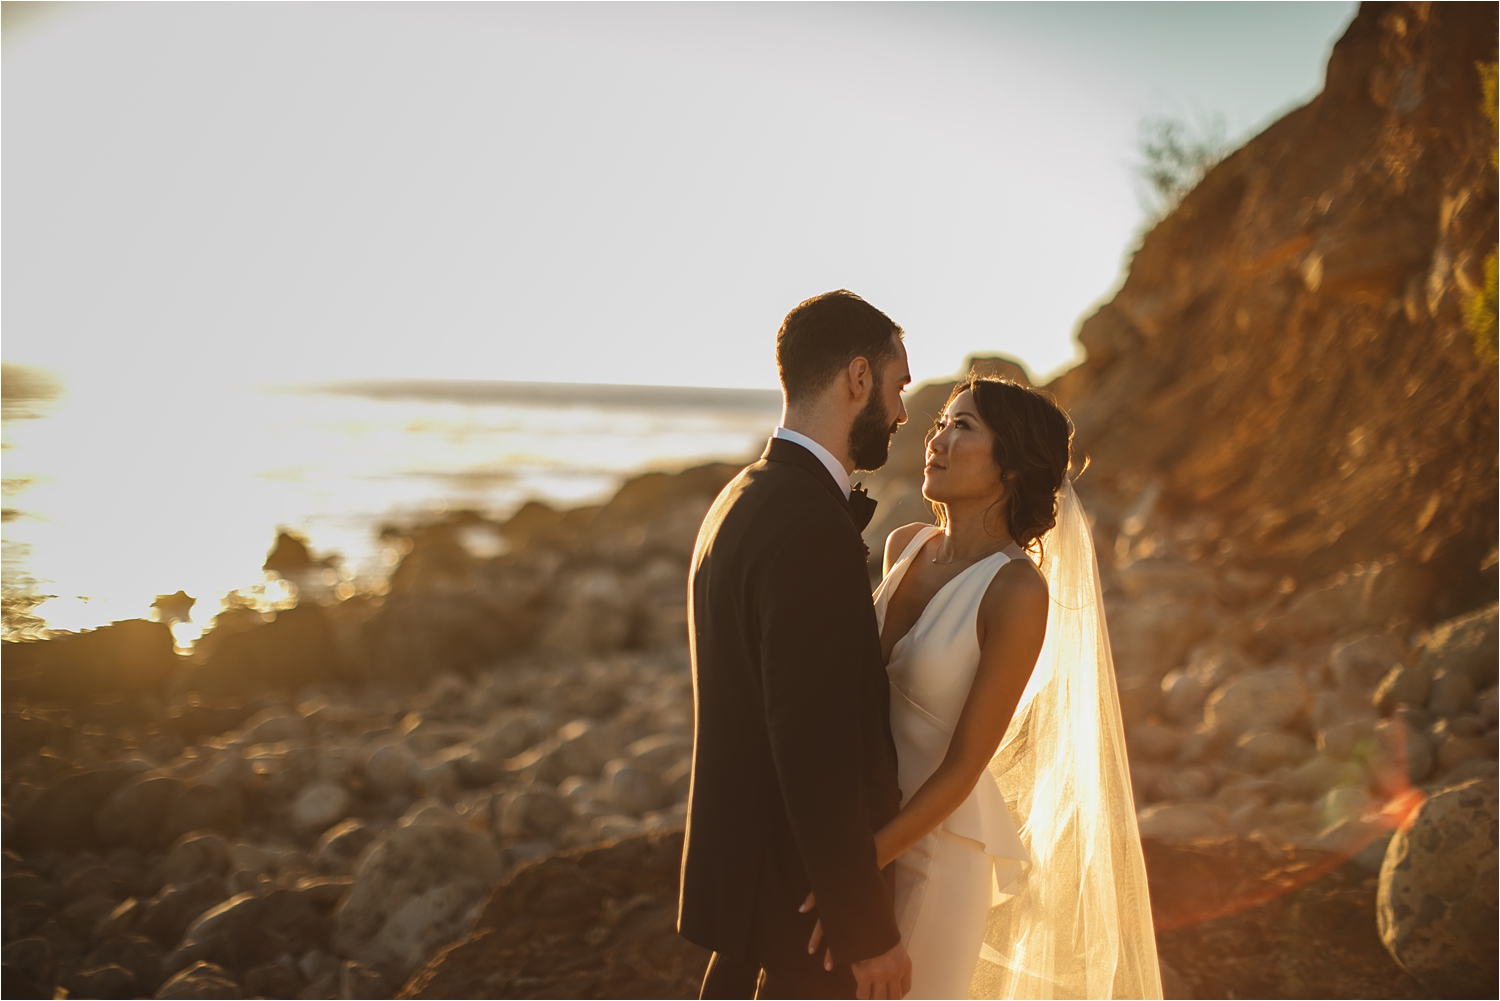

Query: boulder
[[1416, 603, 1498, 690], [65, 963, 138, 998], [1269, 563, 1433, 642], [400, 830, 706, 1000], [1286, 750, 1367, 804], [16, 767, 135, 854], [1151, 768, 1215, 803], [3, 936, 56, 995], [1136, 802, 1231, 842], [161, 784, 244, 846], [138, 877, 228, 949], [1368, 719, 1434, 793], [1158, 669, 1211, 725], [315, 820, 375, 869], [1232, 730, 1315, 774], [290, 781, 352, 835], [1373, 664, 1431, 715], [496, 787, 573, 841], [662, 760, 692, 804], [508, 720, 620, 785], [599, 759, 664, 816], [166, 887, 327, 980], [1205, 667, 1308, 738], [1108, 596, 1216, 680], [365, 741, 420, 797], [1316, 718, 1376, 759], [1126, 721, 1185, 762], [455, 717, 537, 786], [1430, 721, 1495, 771], [97, 775, 189, 851], [241, 956, 302, 998], [1479, 686, 1498, 728], [1377, 778, 1498, 993], [83, 934, 165, 995], [237, 706, 308, 746], [157, 833, 232, 889], [1427, 669, 1477, 717], [1329, 634, 1406, 689], [154, 960, 241, 999], [333, 824, 502, 976]]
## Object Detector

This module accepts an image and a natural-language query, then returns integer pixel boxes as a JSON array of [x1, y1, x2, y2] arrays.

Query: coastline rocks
[[599, 760, 663, 816], [333, 825, 502, 976], [157, 834, 232, 889], [1377, 778, 1498, 993], [399, 830, 705, 1000], [1368, 719, 1434, 792], [1136, 802, 1231, 842], [1204, 668, 1307, 737], [17, 768, 135, 855], [291, 781, 352, 835], [1416, 603, 1498, 689]]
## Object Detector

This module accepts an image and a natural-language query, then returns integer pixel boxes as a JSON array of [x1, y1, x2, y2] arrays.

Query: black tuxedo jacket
[[678, 437, 902, 966]]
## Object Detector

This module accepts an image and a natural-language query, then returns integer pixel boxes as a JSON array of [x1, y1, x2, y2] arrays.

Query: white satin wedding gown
[[872, 481, 1163, 1000], [874, 526, 1029, 1000]]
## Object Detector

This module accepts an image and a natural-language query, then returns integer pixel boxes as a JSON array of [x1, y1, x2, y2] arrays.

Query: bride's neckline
[[878, 526, 1018, 663]]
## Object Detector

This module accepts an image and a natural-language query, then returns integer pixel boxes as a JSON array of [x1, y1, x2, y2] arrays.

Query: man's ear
[[845, 356, 873, 403]]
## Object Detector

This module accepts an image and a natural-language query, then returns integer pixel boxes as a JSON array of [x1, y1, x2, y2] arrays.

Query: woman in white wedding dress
[[807, 377, 1161, 1000]]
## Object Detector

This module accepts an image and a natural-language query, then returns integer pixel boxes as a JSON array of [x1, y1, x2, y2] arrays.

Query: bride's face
[[922, 390, 1006, 506]]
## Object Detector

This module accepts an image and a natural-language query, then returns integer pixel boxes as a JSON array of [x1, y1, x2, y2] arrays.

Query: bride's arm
[[872, 560, 1048, 869]]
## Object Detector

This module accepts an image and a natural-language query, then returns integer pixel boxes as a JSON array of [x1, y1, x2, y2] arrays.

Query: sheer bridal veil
[[971, 478, 1163, 1000]]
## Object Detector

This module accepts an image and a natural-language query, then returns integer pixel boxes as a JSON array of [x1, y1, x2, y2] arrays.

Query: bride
[[806, 377, 1161, 1000]]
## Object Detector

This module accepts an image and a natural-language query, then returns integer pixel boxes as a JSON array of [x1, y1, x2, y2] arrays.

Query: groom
[[679, 290, 913, 999]]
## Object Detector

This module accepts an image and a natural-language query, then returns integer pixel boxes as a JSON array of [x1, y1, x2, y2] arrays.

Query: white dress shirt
[[772, 426, 851, 499]]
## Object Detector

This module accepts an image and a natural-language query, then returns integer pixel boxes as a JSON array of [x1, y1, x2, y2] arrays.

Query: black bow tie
[[847, 484, 877, 532]]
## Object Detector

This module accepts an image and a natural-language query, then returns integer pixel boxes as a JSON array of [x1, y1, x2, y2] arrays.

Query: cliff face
[[868, 3, 1497, 619], [1048, 1, 1497, 612]]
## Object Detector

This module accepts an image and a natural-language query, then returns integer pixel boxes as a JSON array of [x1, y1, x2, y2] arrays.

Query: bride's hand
[[799, 892, 835, 971]]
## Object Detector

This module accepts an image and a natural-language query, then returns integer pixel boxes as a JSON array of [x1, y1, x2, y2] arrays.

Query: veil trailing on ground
[[971, 478, 1163, 1000]]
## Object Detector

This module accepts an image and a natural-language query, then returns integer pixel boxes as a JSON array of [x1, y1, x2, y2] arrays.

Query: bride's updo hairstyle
[[944, 376, 1074, 553]]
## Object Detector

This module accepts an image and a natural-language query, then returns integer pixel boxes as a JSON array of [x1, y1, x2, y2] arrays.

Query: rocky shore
[[2, 462, 729, 999]]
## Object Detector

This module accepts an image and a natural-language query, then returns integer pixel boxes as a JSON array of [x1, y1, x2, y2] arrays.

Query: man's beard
[[849, 381, 900, 472]]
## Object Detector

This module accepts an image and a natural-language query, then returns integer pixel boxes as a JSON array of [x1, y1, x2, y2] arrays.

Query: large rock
[[138, 877, 228, 949], [1204, 667, 1308, 738], [599, 760, 663, 816], [157, 834, 232, 889], [1137, 802, 1231, 842], [155, 960, 241, 999], [290, 781, 352, 835], [1147, 838, 1426, 998], [1377, 778, 1498, 993], [165, 887, 328, 980], [1417, 603, 1499, 689], [1368, 718, 1434, 792], [97, 775, 189, 851], [399, 831, 706, 999], [15, 767, 135, 854], [333, 824, 503, 976], [1, 619, 179, 702]]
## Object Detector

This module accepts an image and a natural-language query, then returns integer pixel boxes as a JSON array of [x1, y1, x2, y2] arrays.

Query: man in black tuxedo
[[679, 290, 913, 999]]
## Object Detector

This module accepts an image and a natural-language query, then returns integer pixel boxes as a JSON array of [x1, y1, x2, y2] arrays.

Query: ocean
[[1, 378, 780, 646]]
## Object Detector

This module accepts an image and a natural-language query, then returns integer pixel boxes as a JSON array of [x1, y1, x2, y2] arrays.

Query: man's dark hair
[[776, 290, 903, 404]]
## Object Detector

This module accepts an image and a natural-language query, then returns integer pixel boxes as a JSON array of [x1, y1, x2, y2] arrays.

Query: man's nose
[[897, 397, 908, 426]]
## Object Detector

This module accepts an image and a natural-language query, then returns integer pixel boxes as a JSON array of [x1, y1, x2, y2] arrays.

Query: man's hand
[[851, 940, 911, 1000]]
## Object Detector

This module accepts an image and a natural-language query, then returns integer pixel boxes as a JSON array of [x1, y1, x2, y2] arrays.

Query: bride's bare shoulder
[[883, 522, 934, 570], [981, 554, 1049, 621]]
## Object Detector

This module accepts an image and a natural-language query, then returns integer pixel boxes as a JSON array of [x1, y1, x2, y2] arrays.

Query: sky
[[4, 1, 1359, 396]]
